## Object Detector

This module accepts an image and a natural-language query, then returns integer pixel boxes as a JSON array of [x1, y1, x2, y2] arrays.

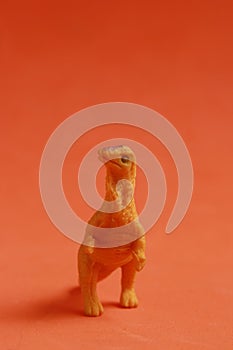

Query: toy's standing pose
[[78, 145, 146, 316]]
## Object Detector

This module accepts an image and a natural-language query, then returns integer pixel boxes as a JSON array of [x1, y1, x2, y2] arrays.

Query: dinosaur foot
[[84, 299, 104, 317], [120, 289, 138, 308]]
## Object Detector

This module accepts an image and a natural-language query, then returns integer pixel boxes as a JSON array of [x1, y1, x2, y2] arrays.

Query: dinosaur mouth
[[109, 159, 121, 168], [98, 149, 121, 167]]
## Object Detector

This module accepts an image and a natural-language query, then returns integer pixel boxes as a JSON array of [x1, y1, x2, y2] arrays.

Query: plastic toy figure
[[78, 145, 146, 316]]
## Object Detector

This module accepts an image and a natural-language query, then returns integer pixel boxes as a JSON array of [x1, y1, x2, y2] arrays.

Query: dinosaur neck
[[104, 172, 137, 216]]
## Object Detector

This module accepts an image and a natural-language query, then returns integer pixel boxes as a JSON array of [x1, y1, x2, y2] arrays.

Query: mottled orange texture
[[78, 146, 146, 316]]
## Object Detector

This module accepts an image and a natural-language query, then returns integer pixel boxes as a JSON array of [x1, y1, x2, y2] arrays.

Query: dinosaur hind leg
[[78, 248, 103, 317], [120, 259, 138, 308]]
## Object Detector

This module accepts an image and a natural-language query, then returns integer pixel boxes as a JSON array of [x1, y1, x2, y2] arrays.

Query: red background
[[0, 1, 232, 349]]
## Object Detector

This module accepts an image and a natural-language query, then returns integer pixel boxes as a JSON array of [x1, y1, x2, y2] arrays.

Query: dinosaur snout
[[98, 147, 108, 162], [98, 145, 123, 162]]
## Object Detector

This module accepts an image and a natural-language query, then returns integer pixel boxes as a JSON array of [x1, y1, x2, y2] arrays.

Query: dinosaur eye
[[121, 156, 129, 164]]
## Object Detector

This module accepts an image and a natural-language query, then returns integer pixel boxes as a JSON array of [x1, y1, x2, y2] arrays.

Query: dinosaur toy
[[78, 145, 146, 316]]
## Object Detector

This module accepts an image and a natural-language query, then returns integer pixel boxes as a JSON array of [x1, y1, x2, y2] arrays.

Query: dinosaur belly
[[92, 245, 133, 267]]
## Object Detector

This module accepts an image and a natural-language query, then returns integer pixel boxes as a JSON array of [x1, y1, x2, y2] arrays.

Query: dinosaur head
[[98, 145, 136, 182]]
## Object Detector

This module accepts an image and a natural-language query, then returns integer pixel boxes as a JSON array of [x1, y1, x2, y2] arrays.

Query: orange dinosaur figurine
[[78, 145, 146, 316]]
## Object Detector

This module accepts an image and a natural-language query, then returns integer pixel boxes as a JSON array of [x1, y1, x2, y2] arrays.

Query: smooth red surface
[[0, 1, 232, 349]]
